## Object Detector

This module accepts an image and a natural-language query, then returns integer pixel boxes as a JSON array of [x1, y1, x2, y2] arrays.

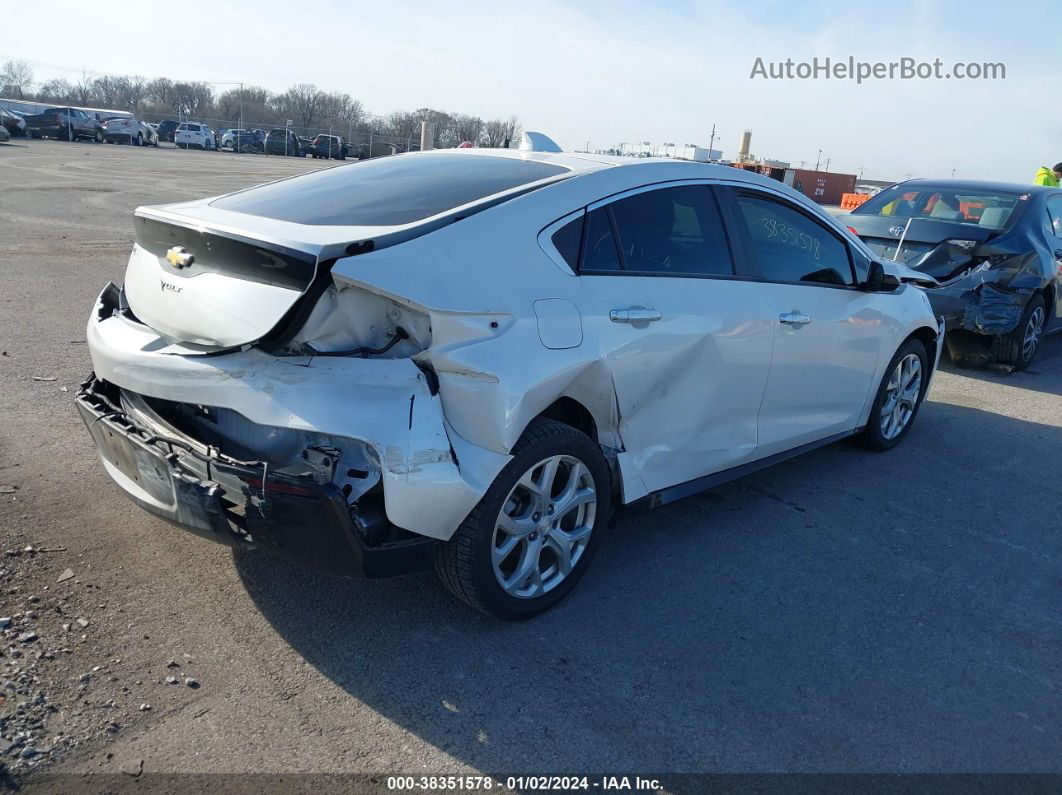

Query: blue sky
[[6, 0, 1059, 181]]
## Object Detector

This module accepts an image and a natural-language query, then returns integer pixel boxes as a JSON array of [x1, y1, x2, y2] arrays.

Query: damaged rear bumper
[[76, 375, 436, 577], [81, 283, 512, 558], [926, 276, 1036, 336]]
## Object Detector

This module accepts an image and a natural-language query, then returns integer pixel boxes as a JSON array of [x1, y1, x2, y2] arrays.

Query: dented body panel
[[81, 150, 944, 577], [840, 179, 1062, 337]]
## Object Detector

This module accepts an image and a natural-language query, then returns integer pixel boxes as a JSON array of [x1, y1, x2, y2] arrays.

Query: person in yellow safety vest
[[1033, 164, 1062, 187]]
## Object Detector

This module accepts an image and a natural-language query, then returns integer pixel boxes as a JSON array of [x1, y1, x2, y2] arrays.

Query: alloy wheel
[[1023, 306, 1045, 362], [491, 455, 597, 599], [879, 353, 922, 440]]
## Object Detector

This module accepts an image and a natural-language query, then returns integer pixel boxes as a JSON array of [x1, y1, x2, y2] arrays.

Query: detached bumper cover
[[75, 375, 435, 578]]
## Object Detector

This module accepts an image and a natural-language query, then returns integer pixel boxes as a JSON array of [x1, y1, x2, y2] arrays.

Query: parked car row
[[7, 106, 389, 162]]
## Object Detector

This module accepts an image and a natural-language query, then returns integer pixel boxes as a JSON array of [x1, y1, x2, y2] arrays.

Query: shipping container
[[782, 169, 857, 205]]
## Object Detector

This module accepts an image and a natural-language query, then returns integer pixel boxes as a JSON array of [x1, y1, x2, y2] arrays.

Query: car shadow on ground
[[233, 401, 1062, 773], [937, 332, 1062, 395]]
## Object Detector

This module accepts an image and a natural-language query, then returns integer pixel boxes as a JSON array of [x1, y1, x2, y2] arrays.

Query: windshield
[[855, 185, 1024, 230], [211, 153, 569, 226]]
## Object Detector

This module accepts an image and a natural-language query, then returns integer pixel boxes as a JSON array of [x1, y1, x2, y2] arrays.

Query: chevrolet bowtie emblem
[[165, 246, 194, 269]]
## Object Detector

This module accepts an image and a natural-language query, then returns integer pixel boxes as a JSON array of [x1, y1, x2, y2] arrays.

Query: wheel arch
[[532, 396, 599, 443], [1039, 282, 1056, 321], [907, 324, 939, 370]]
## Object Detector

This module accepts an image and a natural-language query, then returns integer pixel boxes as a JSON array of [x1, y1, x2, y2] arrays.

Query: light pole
[[814, 149, 822, 171]]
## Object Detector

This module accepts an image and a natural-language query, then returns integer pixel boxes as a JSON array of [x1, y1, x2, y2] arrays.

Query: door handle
[[779, 312, 812, 326], [610, 308, 662, 323]]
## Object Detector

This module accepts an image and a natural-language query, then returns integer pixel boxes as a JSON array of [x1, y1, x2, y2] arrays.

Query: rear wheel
[[94, 130, 103, 143], [858, 337, 928, 451], [991, 294, 1046, 370], [435, 418, 610, 619], [136, 133, 143, 146]]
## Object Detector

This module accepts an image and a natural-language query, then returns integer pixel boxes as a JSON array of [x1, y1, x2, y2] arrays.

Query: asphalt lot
[[1, 139, 1060, 781]]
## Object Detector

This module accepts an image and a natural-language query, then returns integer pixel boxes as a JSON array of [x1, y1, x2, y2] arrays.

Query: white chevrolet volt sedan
[[77, 134, 942, 618]]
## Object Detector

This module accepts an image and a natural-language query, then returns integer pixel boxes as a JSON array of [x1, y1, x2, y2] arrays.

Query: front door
[[725, 188, 883, 456]]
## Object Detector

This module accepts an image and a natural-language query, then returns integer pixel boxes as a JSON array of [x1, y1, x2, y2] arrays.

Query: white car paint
[[102, 117, 158, 146], [82, 145, 941, 551], [174, 122, 216, 150]]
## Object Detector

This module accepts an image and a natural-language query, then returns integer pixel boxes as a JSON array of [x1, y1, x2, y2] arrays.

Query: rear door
[[723, 187, 882, 456], [568, 182, 774, 493]]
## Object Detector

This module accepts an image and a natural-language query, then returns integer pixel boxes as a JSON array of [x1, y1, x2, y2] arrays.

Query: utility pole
[[708, 123, 716, 160], [814, 149, 822, 171], [420, 121, 434, 151], [951, 168, 957, 178], [824, 157, 831, 172], [857, 166, 865, 180]]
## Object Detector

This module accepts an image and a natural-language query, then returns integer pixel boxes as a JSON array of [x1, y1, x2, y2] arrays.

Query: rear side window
[[735, 193, 854, 286], [582, 208, 622, 272], [608, 185, 733, 275], [551, 216, 584, 269], [212, 154, 568, 226], [187, 124, 201, 132]]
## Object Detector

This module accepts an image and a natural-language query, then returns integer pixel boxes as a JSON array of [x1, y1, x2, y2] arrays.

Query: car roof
[[895, 178, 1049, 194]]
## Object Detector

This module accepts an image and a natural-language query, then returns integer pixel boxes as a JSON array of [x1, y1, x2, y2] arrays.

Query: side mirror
[[863, 260, 900, 292], [865, 260, 886, 291]]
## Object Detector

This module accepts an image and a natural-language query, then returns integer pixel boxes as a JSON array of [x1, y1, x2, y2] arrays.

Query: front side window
[[607, 185, 734, 276], [736, 193, 854, 286]]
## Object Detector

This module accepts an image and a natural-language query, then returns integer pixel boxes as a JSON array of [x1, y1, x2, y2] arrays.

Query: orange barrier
[[840, 193, 871, 210]]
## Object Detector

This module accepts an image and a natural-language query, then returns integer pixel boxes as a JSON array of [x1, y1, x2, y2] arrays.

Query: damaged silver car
[[840, 179, 1062, 369], [78, 135, 943, 618]]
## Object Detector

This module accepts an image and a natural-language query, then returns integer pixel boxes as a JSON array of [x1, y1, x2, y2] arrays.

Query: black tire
[[435, 418, 611, 620], [991, 294, 1046, 370], [136, 133, 143, 147], [95, 130, 103, 143], [857, 337, 929, 451]]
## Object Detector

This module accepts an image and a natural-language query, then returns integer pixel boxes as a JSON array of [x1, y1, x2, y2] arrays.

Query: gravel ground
[[0, 139, 1060, 787]]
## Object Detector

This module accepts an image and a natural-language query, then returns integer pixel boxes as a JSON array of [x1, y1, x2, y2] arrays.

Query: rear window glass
[[212, 154, 569, 226], [855, 185, 1024, 229]]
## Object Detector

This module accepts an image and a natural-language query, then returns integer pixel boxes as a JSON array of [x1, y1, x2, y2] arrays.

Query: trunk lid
[[840, 214, 998, 266], [124, 210, 322, 348]]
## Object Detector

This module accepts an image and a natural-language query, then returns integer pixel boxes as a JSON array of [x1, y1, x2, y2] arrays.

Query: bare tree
[[1, 60, 33, 98], [276, 83, 325, 129], [483, 116, 521, 148], [411, 108, 455, 148], [171, 82, 214, 116], [314, 92, 364, 134], [36, 78, 74, 103], [451, 114, 484, 146], [386, 110, 420, 145]]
